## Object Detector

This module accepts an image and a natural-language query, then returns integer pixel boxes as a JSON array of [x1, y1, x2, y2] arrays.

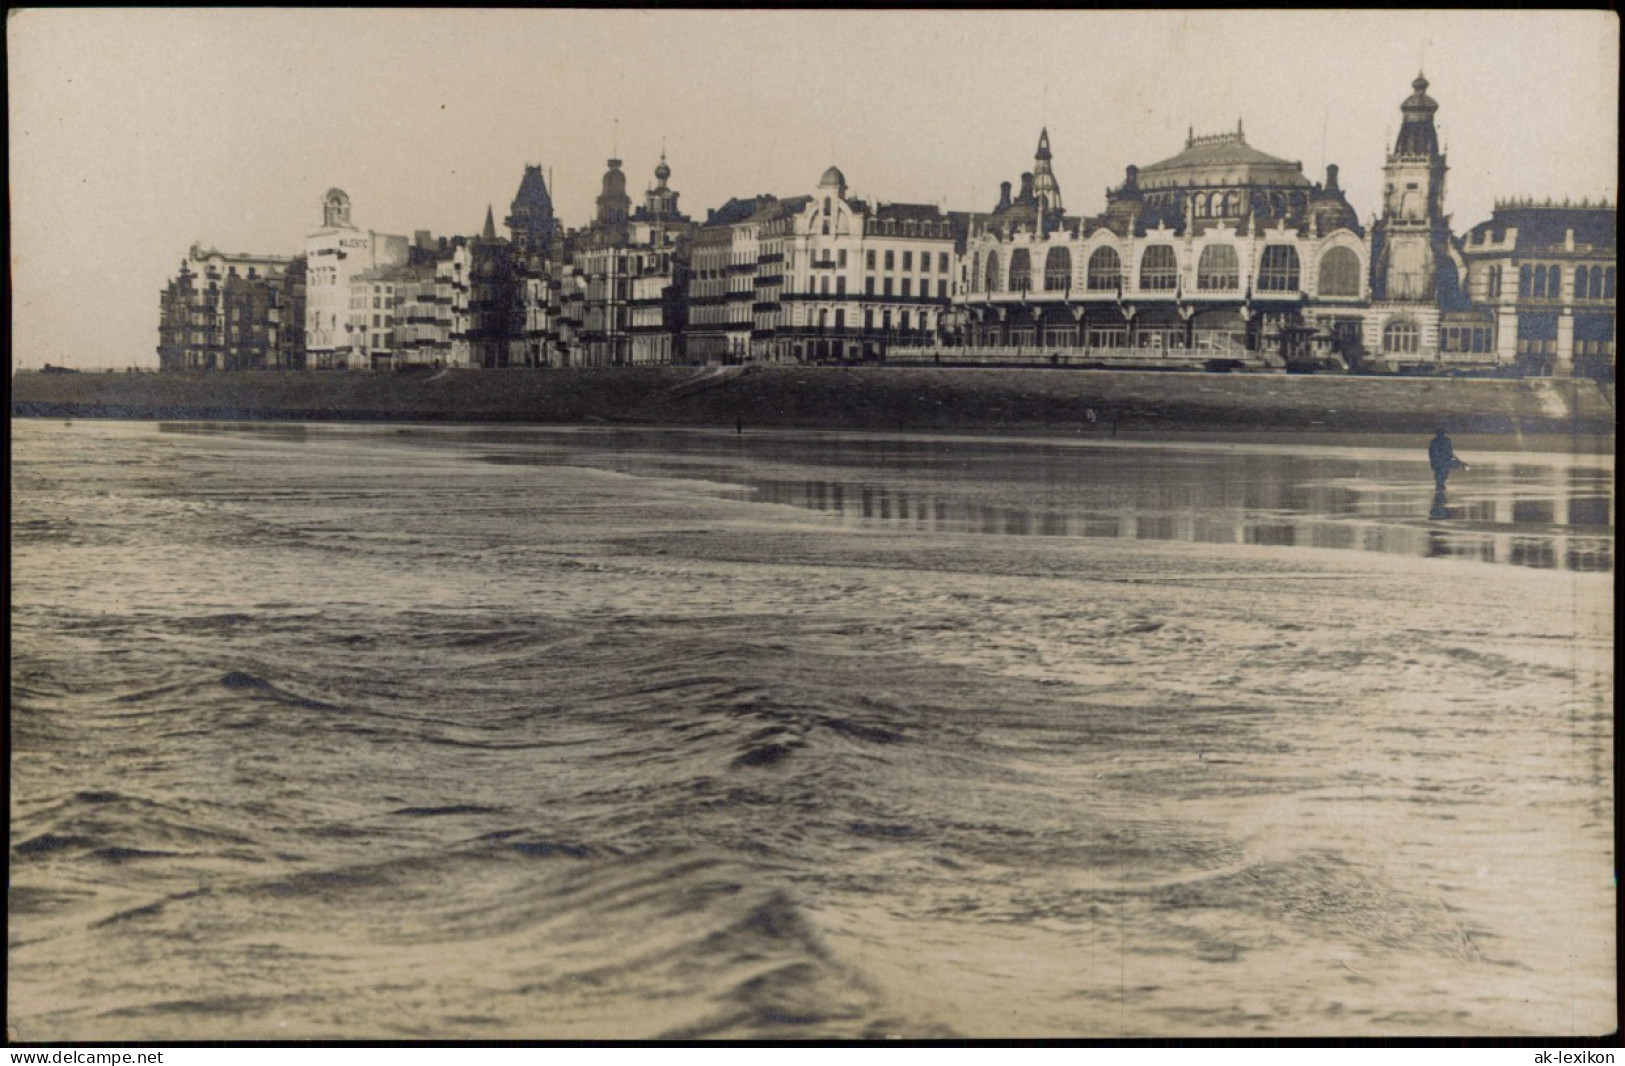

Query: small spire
[[482, 205, 496, 240], [1237, 117, 1244, 140]]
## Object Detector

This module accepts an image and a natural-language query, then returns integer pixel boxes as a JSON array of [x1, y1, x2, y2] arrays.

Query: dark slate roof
[[705, 196, 771, 227], [1467, 205, 1617, 252], [874, 202, 944, 222]]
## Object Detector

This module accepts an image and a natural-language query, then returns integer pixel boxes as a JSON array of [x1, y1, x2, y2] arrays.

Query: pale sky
[[8, 9, 1618, 369]]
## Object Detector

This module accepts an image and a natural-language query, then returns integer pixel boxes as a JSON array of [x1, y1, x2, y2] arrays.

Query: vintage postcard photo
[[8, 9, 1616, 1045]]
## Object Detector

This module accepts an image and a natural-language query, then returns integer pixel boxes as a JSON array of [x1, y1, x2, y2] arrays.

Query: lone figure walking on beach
[[1428, 428, 1466, 491]]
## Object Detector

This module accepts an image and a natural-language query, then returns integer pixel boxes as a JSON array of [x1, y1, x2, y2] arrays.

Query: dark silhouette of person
[[1428, 428, 1465, 491]]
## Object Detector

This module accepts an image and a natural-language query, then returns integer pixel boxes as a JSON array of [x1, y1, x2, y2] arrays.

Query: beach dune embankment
[[10, 366, 1615, 442]]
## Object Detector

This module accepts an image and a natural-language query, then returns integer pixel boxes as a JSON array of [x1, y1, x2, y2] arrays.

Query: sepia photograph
[[7, 8, 1616, 1045]]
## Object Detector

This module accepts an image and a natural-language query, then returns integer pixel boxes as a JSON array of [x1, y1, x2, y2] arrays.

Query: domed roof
[[654, 157, 671, 182], [819, 165, 847, 188], [1138, 126, 1308, 191]]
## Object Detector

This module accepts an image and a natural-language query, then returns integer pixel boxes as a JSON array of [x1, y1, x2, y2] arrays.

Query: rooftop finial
[[1237, 117, 1245, 141]]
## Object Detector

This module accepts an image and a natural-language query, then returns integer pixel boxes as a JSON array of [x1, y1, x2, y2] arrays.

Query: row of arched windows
[[976, 244, 1361, 296], [1574, 265, 1616, 301], [1518, 263, 1617, 301]]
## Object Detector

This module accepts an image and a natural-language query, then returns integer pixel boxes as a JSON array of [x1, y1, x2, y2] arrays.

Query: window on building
[[937, 279, 948, 299], [884, 277, 894, 296], [1087, 247, 1121, 290], [985, 252, 1001, 293], [837, 276, 846, 296], [835, 309, 845, 330], [865, 277, 875, 296], [1197, 244, 1240, 291], [1576, 266, 1589, 300], [1547, 265, 1561, 300], [1044, 247, 1072, 291], [822, 221, 830, 235], [900, 311, 911, 331], [1488, 265, 1503, 299], [864, 309, 874, 329], [1138, 245, 1178, 290], [882, 310, 892, 331], [1519, 264, 1532, 298], [1606, 266, 1617, 300], [885, 250, 895, 271], [839, 250, 847, 269], [902, 278, 912, 297], [1257, 245, 1301, 292], [1383, 319, 1419, 354], [903, 251, 913, 271], [1009, 249, 1032, 290], [1317, 246, 1360, 296], [866, 250, 876, 270], [920, 254, 931, 274], [939, 252, 950, 273]]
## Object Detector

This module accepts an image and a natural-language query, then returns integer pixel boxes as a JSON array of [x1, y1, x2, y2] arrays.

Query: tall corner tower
[[1376, 74, 1450, 300]]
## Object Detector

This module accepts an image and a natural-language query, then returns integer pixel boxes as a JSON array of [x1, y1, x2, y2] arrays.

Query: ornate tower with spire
[[1030, 128, 1063, 222], [506, 165, 558, 257], [1374, 73, 1452, 301]]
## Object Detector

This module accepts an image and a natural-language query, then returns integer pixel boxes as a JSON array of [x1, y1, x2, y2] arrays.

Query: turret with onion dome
[[635, 150, 687, 223], [1393, 74, 1441, 159]]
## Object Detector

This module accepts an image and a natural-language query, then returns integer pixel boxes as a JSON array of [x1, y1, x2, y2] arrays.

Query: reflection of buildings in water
[[749, 468, 1611, 572]]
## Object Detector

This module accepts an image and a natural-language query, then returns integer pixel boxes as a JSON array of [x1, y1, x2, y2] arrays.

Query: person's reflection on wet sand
[[1429, 488, 1452, 520]]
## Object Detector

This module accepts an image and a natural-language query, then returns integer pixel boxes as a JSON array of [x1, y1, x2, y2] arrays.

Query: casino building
[[942, 121, 1370, 370]]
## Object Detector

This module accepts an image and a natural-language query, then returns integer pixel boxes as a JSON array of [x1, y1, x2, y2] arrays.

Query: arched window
[[1044, 247, 1072, 291], [1009, 249, 1032, 291], [970, 252, 980, 292], [985, 251, 1001, 293], [1606, 266, 1616, 300], [1257, 245, 1301, 292], [1575, 266, 1589, 300], [1519, 265, 1532, 298], [1532, 265, 1548, 299], [1086, 246, 1122, 290], [1383, 319, 1419, 354], [1225, 191, 1240, 216], [1547, 265, 1561, 300], [824, 197, 832, 216], [1317, 246, 1361, 296], [1589, 265, 1604, 300], [1138, 245, 1178, 290], [1197, 245, 1240, 290]]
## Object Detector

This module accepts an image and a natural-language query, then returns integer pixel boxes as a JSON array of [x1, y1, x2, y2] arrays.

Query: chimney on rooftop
[[1325, 164, 1340, 193]]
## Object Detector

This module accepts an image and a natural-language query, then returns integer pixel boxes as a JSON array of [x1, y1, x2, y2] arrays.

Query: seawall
[[10, 366, 1616, 440]]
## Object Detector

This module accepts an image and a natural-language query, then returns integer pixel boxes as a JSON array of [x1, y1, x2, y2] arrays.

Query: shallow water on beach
[[9, 420, 1615, 1039]]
